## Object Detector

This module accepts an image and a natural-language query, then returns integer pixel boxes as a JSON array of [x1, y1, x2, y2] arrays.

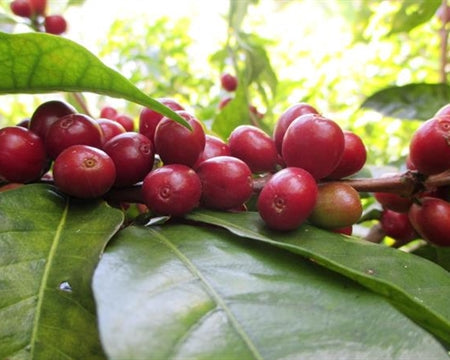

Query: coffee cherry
[[44, 15, 67, 35], [103, 132, 154, 187], [97, 118, 126, 144], [142, 164, 201, 216], [45, 113, 104, 159], [10, 0, 32, 18], [154, 110, 205, 167], [193, 134, 231, 169], [29, 100, 76, 141], [380, 209, 417, 245], [53, 145, 116, 199], [308, 182, 362, 229], [257, 167, 318, 231], [114, 114, 134, 132], [326, 130, 367, 179], [409, 116, 450, 175], [139, 98, 184, 143], [273, 102, 319, 154], [220, 73, 238, 92], [408, 197, 450, 246], [374, 191, 413, 213], [228, 125, 279, 173], [0, 126, 47, 183], [281, 113, 345, 180], [29, 0, 46, 15], [196, 156, 253, 210], [99, 106, 118, 120]]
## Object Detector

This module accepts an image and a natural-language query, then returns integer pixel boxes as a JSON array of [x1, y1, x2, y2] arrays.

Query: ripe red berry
[[374, 191, 413, 213], [29, 0, 46, 15], [257, 167, 318, 231], [53, 145, 116, 198], [99, 106, 118, 120], [97, 118, 126, 144], [308, 182, 362, 229], [0, 126, 47, 183], [154, 110, 205, 167], [408, 197, 450, 246], [196, 156, 253, 210], [44, 14, 67, 35], [193, 134, 231, 169], [220, 73, 238, 92], [29, 100, 76, 141], [103, 132, 154, 187], [139, 98, 184, 143], [409, 116, 450, 175], [273, 102, 319, 154], [10, 0, 32, 18], [281, 113, 345, 180], [142, 164, 201, 216], [114, 114, 134, 132], [326, 131, 367, 179], [45, 113, 104, 159], [228, 125, 279, 173], [380, 209, 417, 245]]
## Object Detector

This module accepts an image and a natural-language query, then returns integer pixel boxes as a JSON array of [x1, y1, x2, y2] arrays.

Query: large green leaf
[[0, 184, 123, 359], [93, 223, 448, 359], [0, 31, 189, 128], [361, 83, 450, 120], [388, 0, 440, 35], [186, 210, 450, 345]]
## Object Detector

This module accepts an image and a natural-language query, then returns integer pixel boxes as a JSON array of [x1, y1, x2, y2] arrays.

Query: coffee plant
[[1, 1, 450, 359]]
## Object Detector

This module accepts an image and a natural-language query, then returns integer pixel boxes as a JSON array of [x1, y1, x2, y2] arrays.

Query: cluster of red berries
[[376, 105, 450, 247], [9, 0, 67, 35], [0, 99, 368, 235]]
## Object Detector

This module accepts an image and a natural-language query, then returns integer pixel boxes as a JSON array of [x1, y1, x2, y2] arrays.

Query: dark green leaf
[[186, 209, 450, 344], [93, 223, 448, 359], [361, 83, 450, 120], [388, 0, 440, 35], [0, 32, 189, 128], [0, 184, 123, 359]]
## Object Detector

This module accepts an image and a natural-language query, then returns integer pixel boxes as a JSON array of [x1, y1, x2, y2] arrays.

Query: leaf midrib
[[149, 227, 264, 360], [29, 198, 69, 357]]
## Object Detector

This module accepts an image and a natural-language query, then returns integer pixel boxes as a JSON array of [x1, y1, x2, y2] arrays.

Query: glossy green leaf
[[388, 0, 440, 35], [186, 210, 450, 344], [0, 31, 189, 128], [0, 184, 124, 359], [361, 83, 450, 120], [93, 223, 448, 359]]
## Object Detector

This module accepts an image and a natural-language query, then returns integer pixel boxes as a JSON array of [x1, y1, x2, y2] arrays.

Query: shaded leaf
[[0, 184, 123, 359], [0, 32, 189, 128], [93, 223, 448, 359], [388, 0, 440, 35], [361, 83, 450, 120], [186, 209, 450, 344]]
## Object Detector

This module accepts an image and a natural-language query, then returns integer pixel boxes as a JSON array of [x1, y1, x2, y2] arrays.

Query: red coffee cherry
[[10, 0, 32, 18], [97, 118, 126, 145], [154, 110, 205, 167], [408, 197, 450, 247], [103, 132, 154, 187], [196, 156, 253, 210], [53, 145, 116, 198], [326, 130, 367, 179], [193, 134, 231, 169], [0, 126, 47, 183], [139, 98, 184, 143], [44, 15, 67, 35], [228, 125, 279, 173], [142, 164, 202, 217], [409, 116, 450, 175], [281, 113, 345, 180], [45, 113, 104, 159], [257, 167, 318, 231], [374, 191, 413, 213], [220, 73, 238, 92], [99, 106, 118, 120], [273, 102, 319, 154], [29, 0, 46, 15], [29, 100, 76, 141], [380, 209, 417, 245], [114, 114, 134, 132], [308, 182, 362, 229]]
